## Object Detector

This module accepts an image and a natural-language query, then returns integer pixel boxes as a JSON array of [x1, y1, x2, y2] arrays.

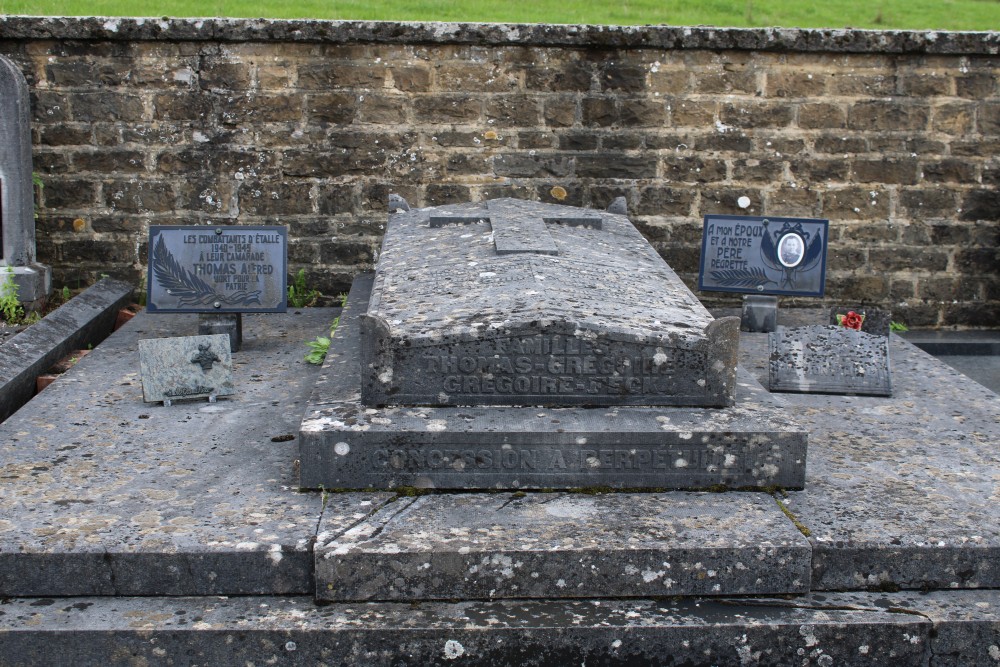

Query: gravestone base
[[299, 275, 808, 491], [2, 261, 51, 311], [198, 312, 243, 352]]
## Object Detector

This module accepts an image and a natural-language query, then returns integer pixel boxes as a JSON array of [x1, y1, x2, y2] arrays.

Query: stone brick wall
[[0, 18, 997, 326]]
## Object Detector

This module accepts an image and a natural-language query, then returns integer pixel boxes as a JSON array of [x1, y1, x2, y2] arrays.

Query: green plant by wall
[[305, 316, 339, 365], [288, 269, 320, 308], [0, 267, 25, 324]]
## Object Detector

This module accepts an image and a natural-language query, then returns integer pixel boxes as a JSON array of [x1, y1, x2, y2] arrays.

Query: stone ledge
[[0, 16, 997, 55], [8, 591, 995, 665], [0, 277, 132, 423]]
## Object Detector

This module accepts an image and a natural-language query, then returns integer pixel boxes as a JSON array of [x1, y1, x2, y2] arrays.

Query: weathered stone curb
[[0, 277, 132, 423], [7, 591, 995, 666], [0, 16, 997, 54]]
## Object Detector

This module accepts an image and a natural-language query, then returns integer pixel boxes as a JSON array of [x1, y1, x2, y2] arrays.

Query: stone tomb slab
[[0, 308, 353, 597], [299, 274, 807, 491], [315, 491, 811, 601], [0, 592, 947, 666], [737, 323, 1000, 591], [361, 199, 740, 408], [769, 325, 892, 396]]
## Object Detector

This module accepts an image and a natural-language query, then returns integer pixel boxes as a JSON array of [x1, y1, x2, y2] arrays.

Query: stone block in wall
[[599, 63, 647, 92], [42, 179, 97, 208], [525, 63, 593, 92], [198, 61, 252, 91], [960, 190, 1000, 221], [823, 187, 890, 220], [662, 156, 725, 183], [103, 179, 175, 213], [153, 92, 214, 121], [485, 95, 542, 127], [71, 92, 144, 122], [767, 71, 826, 98], [720, 102, 793, 128], [576, 155, 657, 179], [670, 100, 717, 127], [581, 96, 618, 127], [618, 99, 667, 127], [492, 153, 572, 178], [798, 103, 846, 129], [558, 131, 598, 150], [543, 96, 577, 128], [869, 247, 949, 273], [848, 100, 929, 131], [699, 186, 765, 216], [852, 158, 919, 185], [635, 186, 695, 217], [696, 132, 753, 152], [413, 94, 482, 123]]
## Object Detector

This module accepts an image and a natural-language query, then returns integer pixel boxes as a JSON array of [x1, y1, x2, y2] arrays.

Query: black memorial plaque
[[768, 325, 892, 397], [147, 226, 287, 313], [698, 215, 828, 297]]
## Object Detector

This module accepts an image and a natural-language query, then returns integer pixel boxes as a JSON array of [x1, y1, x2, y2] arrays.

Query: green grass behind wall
[[2, 0, 999, 31]]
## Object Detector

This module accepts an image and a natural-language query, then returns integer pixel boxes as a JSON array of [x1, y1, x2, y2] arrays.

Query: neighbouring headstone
[[138, 333, 235, 405], [299, 197, 809, 491], [362, 198, 740, 408], [0, 56, 51, 310], [768, 325, 892, 396]]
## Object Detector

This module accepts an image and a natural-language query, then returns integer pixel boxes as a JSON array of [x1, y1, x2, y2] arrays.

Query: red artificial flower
[[839, 311, 864, 330]]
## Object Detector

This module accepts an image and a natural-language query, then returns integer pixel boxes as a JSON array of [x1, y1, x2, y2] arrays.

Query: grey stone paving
[[1, 301, 1000, 662]]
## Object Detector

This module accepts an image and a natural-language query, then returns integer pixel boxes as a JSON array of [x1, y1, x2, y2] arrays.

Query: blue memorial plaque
[[147, 226, 287, 313], [697, 215, 829, 298]]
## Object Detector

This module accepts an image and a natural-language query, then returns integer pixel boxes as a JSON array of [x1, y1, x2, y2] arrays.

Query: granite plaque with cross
[[361, 198, 740, 408], [147, 225, 288, 313], [138, 333, 235, 404], [768, 325, 892, 396]]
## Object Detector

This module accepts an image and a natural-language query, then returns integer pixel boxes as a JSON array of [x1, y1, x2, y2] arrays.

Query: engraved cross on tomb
[[360, 198, 740, 408], [429, 198, 603, 255]]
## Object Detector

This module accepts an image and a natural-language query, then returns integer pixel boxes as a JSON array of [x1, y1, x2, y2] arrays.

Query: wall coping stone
[[0, 16, 998, 55]]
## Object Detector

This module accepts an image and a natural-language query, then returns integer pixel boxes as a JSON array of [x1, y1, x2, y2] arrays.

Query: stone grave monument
[[0, 56, 51, 310], [299, 197, 807, 490]]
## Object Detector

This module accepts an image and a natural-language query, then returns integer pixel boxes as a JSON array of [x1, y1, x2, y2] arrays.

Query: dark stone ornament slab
[[768, 325, 892, 396], [299, 274, 808, 491], [146, 225, 287, 313], [138, 333, 235, 404], [362, 198, 740, 408]]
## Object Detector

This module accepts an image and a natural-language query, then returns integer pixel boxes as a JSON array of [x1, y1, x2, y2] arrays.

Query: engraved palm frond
[[151, 234, 218, 306], [709, 267, 773, 288]]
